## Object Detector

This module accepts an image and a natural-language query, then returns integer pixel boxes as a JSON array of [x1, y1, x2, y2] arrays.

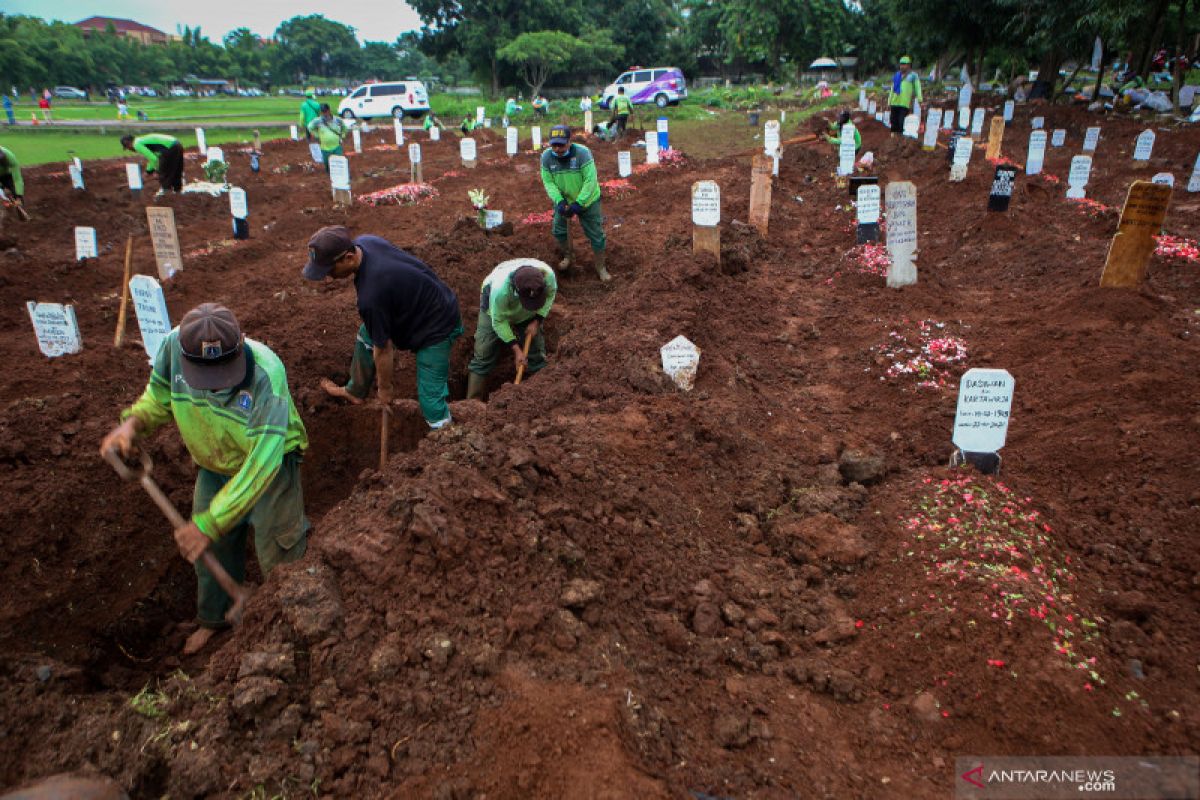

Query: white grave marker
[[923, 109, 941, 150], [856, 184, 880, 224], [1133, 130, 1154, 161], [289, 125, 298, 140], [408, 143, 421, 164], [484, 210, 504, 229], [958, 84, 972, 115], [645, 132, 659, 165], [957, 106, 970, 129], [205, 146, 224, 165], [903, 113, 920, 139], [506, 126, 518, 156], [352, 128, 362, 153], [858, 89, 867, 111], [970, 107, 985, 136], [1083, 126, 1101, 153], [125, 163, 142, 192], [475, 106, 485, 124], [460, 137, 476, 167], [1026, 130, 1047, 176], [308, 143, 324, 164], [763, 120, 780, 156], [1051, 129, 1066, 148], [953, 368, 1015, 453], [1031, 116, 1044, 130], [129, 275, 170, 362], [1066, 155, 1092, 199], [660, 335, 700, 391], [618, 150, 632, 177], [1003, 100, 1014, 122], [69, 164, 84, 190], [27, 302, 81, 358], [912, 100, 920, 121], [950, 137, 973, 181], [1151, 172, 1174, 187], [393, 119, 404, 146], [837, 124, 856, 176], [195, 127, 207, 155], [229, 187, 248, 218], [869, 99, 877, 115], [885, 181, 918, 287], [532, 126, 542, 149], [1188, 153, 1200, 193], [430, 126, 440, 141], [74, 227, 97, 260], [691, 180, 720, 226], [328, 155, 350, 190]]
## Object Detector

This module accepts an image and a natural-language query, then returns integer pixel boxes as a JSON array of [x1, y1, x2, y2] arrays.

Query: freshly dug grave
[[0, 107, 1198, 798]]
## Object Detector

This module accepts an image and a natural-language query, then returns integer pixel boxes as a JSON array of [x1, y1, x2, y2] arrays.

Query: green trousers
[[467, 307, 546, 377], [553, 200, 606, 253], [345, 323, 463, 427], [193, 451, 308, 628], [321, 145, 344, 173]]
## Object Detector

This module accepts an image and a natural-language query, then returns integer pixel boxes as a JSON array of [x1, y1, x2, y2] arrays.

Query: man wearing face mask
[[539, 124, 610, 282]]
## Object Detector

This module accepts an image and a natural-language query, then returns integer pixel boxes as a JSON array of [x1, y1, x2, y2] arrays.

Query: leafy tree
[[498, 30, 583, 96], [273, 15, 361, 80]]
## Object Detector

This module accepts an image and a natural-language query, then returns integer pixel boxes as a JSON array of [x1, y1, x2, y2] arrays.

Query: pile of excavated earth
[[1, 100, 1198, 798]]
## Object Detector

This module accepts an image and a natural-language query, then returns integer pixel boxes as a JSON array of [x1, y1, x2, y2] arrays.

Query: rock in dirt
[[721, 601, 746, 626], [910, 692, 942, 723], [238, 644, 296, 681], [559, 578, 604, 609], [776, 513, 871, 567], [1109, 590, 1155, 621], [423, 633, 455, 671], [369, 634, 404, 683], [837, 448, 886, 485], [232, 676, 286, 717], [713, 712, 753, 749], [786, 659, 863, 703], [692, 602, 724, 636], [1, 775, 130, 800], [812, 617, 858, 646], [625, 354, 676, 394], [277, 565, 344, 643], [648, 613, 690, 653]]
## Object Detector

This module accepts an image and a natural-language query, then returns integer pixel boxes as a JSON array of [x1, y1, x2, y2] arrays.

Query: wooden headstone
[[1151, 173, 1174, 187], [985, 117, 1005, 160], [763, 120, 780, 158], [748, 154, 772, 236], [1133, 130, 1154, 161], [856, 184, 880, 244], [1066, 155, 1092, 200], [1031, 116, 1044, 130], [858, 89, 867, 111], [308, 143, 324, 165], [987, 166, 1018, 212], [289, 125, 298, 140], [691, 180, 721, 262], [475, 106, 485, 125], [27, 302, 82, 358], [957, 105, 970, 130], [461, 137, 477, 169], [902, 113, 919, 139], [885, 181, 918, 287], [1026, 130, 1047, 175], [1083, 126, 1101, 153], [1099, 181, 1172, 287], [328, 155, 351, 205], [868, 99, 877, 115], [145, 207, 182, 280], [129, 275, 170, 362]]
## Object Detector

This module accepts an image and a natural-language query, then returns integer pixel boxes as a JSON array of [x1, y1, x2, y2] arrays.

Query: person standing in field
[[887, 56, 923, 134]]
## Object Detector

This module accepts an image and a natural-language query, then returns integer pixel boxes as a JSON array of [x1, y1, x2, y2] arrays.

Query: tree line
[[1, 1, 1195, 98]]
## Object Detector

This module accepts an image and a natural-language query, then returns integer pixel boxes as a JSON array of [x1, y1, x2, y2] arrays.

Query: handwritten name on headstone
[[763, 120, 780, 156], [645, 132, 660, 165], [953, 368, 1015, 453], [129, 275, 170, 362], [229, 187, 248, 218], [1133, 130, 1154, 161], [69, 164, 84, 190], [885, 181, 918, 287], [924, 109, 942, 150], [1099, 181, 1172, 288], [1026, 130, 1047, 175], [1051, 129, 1066, 148], [856, 183, 881, 244], [692, 180, 720, 227], [27, 302, 82, 358], [1151, 172, 1174, 187], [618, 151, 632, 177], [328, 155, 350, 191], [532, 126, 542, 149], [1083, 126, 1101, 153], [195, 127, 207, 155], [970, 107, 985, 137], [1066, 156, 1093, 200], [145, 206, 182, 280], [950, 137, 974, 181], [506, 127, 518, 156], [460, 137, 477, 166], [1003, 100, 1014, 122], [660, 335, 701, 391], [74, 227, 97, 260], [838, 125, 856, 176], [408, 143, 421, 164], [988, 166, 1018, 212], [903, 113, 920, 139], [125, 163, 142, 191]]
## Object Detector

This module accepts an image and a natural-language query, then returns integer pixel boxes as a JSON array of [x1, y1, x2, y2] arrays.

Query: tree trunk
[[1136, 0, 1170, 76], [1171, 0, 1189, 109], [1091, 40, 1107, 106], [490, 54, 499, 98]]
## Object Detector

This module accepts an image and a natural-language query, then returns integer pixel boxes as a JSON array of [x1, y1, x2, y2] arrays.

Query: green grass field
[[1, 127, 290, 165]]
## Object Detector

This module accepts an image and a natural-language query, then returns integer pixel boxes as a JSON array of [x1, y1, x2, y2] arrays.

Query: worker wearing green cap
[[299, 89, 321, 142], [887, 56, 923, 134]]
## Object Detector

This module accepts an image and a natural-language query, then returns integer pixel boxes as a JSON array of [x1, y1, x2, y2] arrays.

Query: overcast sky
[[6, 0, 424, 43]]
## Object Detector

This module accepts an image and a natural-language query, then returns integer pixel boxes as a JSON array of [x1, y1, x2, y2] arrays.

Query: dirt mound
[[1, 107, 1199, 798]]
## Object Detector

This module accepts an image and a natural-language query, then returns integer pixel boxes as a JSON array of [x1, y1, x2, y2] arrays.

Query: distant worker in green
[[121, 133, 185, 195], [825, 111, 862, 151], [299, 88, 321, 141], [887, 56, 923, 134], [610, 86, 633, 138], [307, 103, 347, 171], [540, 124, 609, 281], [0, 146, 24, 206]]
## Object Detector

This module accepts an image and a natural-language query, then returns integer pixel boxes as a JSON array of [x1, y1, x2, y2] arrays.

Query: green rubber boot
[[466, 371, 488, 400]]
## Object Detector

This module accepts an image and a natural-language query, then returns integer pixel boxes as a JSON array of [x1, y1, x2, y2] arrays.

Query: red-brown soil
[[1, 102, 1198, 798]]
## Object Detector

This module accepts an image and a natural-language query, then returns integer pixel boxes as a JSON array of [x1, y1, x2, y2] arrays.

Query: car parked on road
[[53, 86, 88, 100], [338, 80, 430, 120], [598, 67, 687, 109]]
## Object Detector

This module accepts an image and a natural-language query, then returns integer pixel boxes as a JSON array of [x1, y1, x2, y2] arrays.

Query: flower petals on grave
[[357, 183, 439, 207]]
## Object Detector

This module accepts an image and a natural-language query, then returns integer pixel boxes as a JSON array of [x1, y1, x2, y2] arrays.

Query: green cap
[[899, 56, 912, 65]]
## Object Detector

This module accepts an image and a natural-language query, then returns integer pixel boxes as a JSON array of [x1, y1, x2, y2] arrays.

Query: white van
[[338, 81, 430, 120]]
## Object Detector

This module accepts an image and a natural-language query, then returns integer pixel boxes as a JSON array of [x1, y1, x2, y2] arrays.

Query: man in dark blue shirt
[[303, 226, 463, 428]]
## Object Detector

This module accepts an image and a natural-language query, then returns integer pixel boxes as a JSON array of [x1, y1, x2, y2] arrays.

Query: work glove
[[556, 199, 570, 216], [569, 202, 585, 216]]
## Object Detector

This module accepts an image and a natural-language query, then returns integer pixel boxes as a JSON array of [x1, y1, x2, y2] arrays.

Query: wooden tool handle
[[379, 406, 391, 470], [515, 325, 536, 385], [113, 235, 133, 347]]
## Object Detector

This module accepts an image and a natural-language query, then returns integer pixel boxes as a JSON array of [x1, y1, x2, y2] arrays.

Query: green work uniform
[[888, 72, 923, 110], [0, 145, 23, 198], [346, 322, 464, 423], [468, 259, 556, 377], [423, 116, 434, 131], [307, 115, 346, 168], [540, 143, 605, 254], [122, 331, 309, 628], [613, 94, 632, 115], [299, 97, 321, 129], [131, 133, 179, 172], [828, 123, 862, 151]]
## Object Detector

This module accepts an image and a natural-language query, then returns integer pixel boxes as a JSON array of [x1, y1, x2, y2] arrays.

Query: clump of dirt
[[1, 108, 1199, 798]]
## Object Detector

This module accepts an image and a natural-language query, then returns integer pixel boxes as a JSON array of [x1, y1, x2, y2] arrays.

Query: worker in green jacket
[[0, 145, 24, 205], [460, 115, 478, 134], [121, 133, 185, 195], [887, 55, 923, 134], [540, 124, 609, 281], [100, 303, 309, 655], [611, 86, 633, 138], [307, 103, 347, 171], [466, 258, 557, 399], [299, 89, 321, 141], [826, 111, 862, 151]]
